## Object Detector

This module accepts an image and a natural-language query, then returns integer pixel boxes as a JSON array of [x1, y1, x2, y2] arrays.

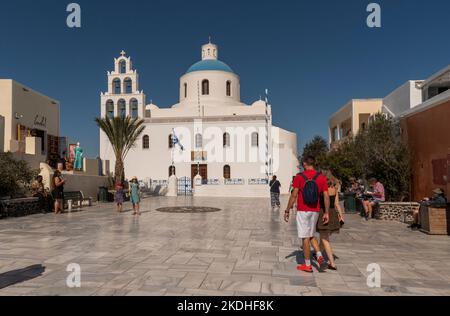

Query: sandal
[[327, 264, 338, 271]]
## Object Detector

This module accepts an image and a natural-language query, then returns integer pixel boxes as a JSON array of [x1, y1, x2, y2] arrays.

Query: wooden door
[[191, 164, 207, 181]]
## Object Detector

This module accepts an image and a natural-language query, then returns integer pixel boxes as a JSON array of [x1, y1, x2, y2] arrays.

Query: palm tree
[[95, 116, 145, 183]]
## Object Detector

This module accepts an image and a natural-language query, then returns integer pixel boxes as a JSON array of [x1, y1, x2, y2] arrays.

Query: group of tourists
[[114, 177, 142, 215], [347, 177, 386, 220], [31, 170, 66, 215], [32, 171, 143, 216]]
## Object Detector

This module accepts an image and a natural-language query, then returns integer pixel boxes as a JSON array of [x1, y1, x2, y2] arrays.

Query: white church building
[[100, 41, 298, 197]]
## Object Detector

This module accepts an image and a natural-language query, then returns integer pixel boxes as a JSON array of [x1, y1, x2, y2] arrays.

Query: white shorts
[[296, 211, 320, 239]]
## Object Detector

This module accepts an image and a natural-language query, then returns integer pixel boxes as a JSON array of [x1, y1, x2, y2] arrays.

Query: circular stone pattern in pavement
[[156, 206, 222, 214]]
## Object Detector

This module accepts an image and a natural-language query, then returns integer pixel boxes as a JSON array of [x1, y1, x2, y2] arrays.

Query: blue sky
[[1, 0, 450, 157]]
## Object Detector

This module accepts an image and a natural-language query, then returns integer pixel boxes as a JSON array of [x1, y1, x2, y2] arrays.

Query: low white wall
[[194, 183, 270, 198], [62, 173, 109, 201], [39, 163, 109, 202]]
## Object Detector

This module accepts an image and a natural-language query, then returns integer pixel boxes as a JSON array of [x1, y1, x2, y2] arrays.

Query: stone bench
[[377, 202, 420, 223], [0, 197, 46, 219]]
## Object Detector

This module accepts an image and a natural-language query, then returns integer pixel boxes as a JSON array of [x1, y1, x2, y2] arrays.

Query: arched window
[[130, 99, 138, 118], [118, 99, 126, 118], [113, 78, 121, 94], [124, 78, 132, 94], [202, 80, 209, 95], [119, 60, 126, 74], [184, 83, 187, 98], [142, 135, 149, 149], [223, 132, 230, 147], [106, 100, 114, 118], [223, 165, 231, 179], [168, 135, 174, 148], [195, 133, 203, 148], [169, 165, 176, 177], [251, 132, 259, 147], [226, 81, 231, 97]]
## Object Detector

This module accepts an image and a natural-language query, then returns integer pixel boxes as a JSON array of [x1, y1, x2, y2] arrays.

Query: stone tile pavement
[[0, 196, 449, 296]]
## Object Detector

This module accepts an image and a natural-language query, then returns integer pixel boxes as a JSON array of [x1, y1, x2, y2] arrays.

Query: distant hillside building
[[328, 99, 383, 149]]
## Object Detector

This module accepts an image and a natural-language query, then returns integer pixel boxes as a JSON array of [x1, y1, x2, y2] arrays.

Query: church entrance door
[[191, 164, 207, 183]]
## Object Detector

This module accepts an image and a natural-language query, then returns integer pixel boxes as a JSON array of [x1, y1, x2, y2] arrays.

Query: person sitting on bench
[[409, 188, 447, 230], [362, 178, 385, 221]]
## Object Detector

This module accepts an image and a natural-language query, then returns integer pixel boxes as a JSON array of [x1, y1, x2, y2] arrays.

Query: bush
[[0, 152, 38, 198], [311, 114, 411, 201]]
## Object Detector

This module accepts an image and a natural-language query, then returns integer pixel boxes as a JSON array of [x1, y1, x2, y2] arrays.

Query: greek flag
[[172, 130, 184, 151]]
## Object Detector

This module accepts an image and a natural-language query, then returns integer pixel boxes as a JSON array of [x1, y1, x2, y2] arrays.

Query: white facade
[[382, 80, 423, 117], [100, 41, 298, 196]]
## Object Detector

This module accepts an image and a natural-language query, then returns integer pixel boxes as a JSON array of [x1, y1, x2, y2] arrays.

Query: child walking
[[114, 182, 125, 213]]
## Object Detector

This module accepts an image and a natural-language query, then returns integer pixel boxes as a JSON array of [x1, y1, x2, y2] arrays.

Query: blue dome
[[186, 59, 234, 74]]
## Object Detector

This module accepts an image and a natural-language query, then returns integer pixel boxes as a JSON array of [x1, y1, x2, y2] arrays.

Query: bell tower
[[201, 37, 218, 60], [100, 51, 146, 119]]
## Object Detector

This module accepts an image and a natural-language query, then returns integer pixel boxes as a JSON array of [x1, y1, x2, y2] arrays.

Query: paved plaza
[[0, 196, 449, 296]]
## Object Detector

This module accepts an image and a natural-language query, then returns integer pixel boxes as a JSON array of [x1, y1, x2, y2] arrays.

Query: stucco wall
[[0, 80, 60, 153], [329, 99, 382, 145], [383, 81, 422, 117], [194, 183, 269, 198], [400, 96, 450, 201]]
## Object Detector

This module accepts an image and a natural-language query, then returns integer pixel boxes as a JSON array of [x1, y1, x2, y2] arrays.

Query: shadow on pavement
[[0, 264, 46, 289]]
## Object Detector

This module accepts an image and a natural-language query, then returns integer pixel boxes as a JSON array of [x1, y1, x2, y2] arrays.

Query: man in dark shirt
[[269, 175, 281, 210], [410, 188, 447, 230]]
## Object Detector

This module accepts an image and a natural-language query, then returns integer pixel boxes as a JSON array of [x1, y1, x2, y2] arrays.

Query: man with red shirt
[[284, 156, 330, 273]]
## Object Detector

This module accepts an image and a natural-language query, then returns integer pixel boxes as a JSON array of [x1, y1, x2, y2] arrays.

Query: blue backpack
[[300, 172, 321, 206]]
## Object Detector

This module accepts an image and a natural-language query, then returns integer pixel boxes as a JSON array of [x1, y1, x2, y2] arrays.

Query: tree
[[0, 152, 38, 198], [96, 116, 145, 183], [301, 135, 328, 165], [362, 114, 411, 201], [320, 113, 411, 201]]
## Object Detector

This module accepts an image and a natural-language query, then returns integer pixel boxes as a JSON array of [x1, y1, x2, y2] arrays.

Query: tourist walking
[[114, 182, 125, 213], [31, 175, 54, 213], [51, 170, 65, 214], [362, 177, 385, 220], [317, 171, 344, 270], [130, 176, 141, 216], [269, 175, 281, 210], [284, 156, 330, 273]]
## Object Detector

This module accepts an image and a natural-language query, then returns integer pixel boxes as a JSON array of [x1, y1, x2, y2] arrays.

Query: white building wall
[[102, 119, 269, 181], [383, 80, 423, 117], [271, 127, 298, 194], [178, 71, 241, 107]]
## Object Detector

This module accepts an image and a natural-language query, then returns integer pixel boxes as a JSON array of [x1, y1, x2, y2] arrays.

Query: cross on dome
[[120, 50, 126, 57]]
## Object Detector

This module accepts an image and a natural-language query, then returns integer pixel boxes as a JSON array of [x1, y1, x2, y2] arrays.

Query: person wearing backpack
[[284, 156, 330, 273]]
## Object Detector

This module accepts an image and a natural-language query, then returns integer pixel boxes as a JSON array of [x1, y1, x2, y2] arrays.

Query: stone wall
[[378, 202, 420, 223]]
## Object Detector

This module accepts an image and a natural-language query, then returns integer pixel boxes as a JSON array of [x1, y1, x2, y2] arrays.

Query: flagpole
[[171, 129, 175, 167]]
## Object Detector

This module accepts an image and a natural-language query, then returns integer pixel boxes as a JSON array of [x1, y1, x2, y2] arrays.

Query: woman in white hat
[[129, 176, 141, 215]]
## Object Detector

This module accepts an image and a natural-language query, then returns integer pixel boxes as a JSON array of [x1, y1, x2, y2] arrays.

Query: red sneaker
[[297, 264, 313, 273]]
